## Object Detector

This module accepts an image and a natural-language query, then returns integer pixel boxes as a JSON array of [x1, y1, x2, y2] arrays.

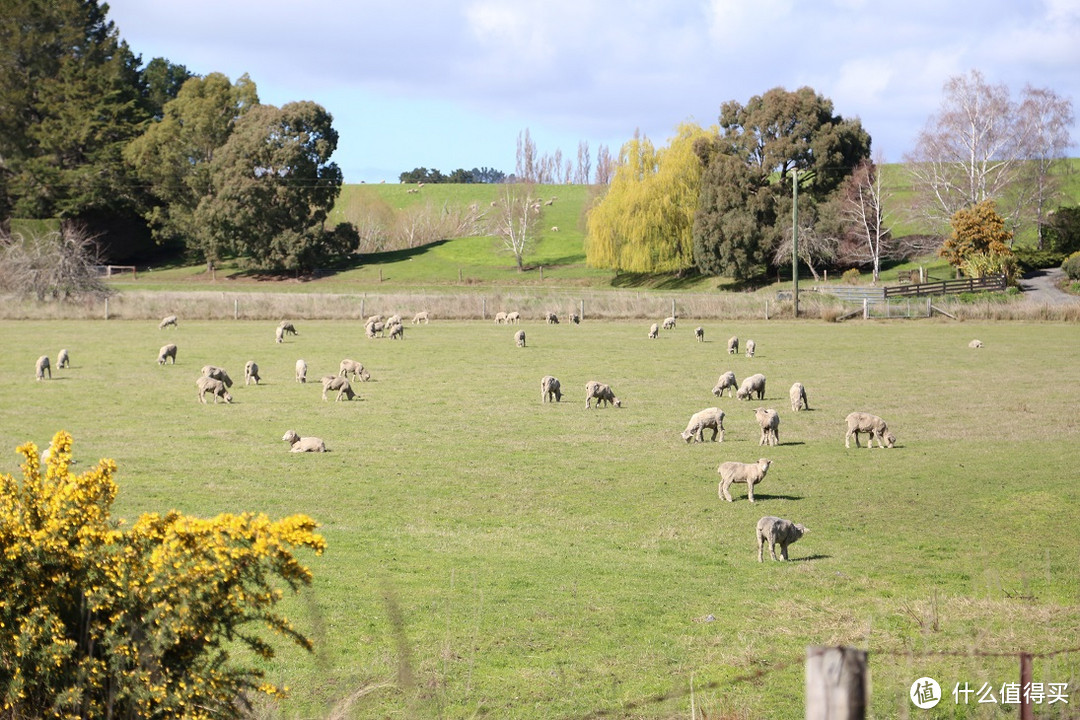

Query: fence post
[[926, 298, 931, 318], [379, 268, 383, 283], [805, 646, 867, 720], [1020, 653, 1033, 720], [580, 299, 584, 321], [482, 297, 486, 320], [671, 299, 676, 319], [863, 298, 868, 320], [459, 268, 463, 283], [234, 298, 238, 320], [360, 297, 365, 320], [540, 266, 544, 281], [104, 297, 109, 321]]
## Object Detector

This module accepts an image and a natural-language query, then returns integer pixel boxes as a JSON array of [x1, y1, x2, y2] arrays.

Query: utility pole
[[792, 168, 799, 318]]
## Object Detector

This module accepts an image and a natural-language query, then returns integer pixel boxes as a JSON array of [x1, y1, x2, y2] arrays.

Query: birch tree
[[839, 158, 894, 282], [491, 183, 539, 270]]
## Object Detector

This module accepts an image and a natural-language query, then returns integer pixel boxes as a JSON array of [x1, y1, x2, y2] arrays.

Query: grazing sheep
[[244, 360, 261, 386], [365, 321, 385, 339], [727, 336, 739, 354], [662, 316, 676, 330], [159, 315, 178, 329], [844, 412, 896, 449], [365, 314, 384, 325], [278, 321, 298, 337], [754, 407, 780, 446], [494, 311, 508, 324], [387, 322, 405, 340], [745, 339, 756, 358], [200, 365, 233, 388], [546, 312, 560, 324], [648, 323, 659, 339], [789, 382, 808, 412], [275, 326, 285, 343], [695, 327, 704, 342], [568, 312, 580, 324], [585, 380, 621, 409], [282, 429, 327, 453], [756, 516, 808, 562], [295, 359, 308, 383], [968, 339, 983, 348], [385, 314, 402, 326], [717, 458, 771, 503], [514, 329, 526, 347], [541, 375, 562, 403], [158, 344, 177, 365], [321, 375, 357, 401], [412, 311, 430, 324], [35, 355, 51, 380], [506, 311, 520, 324], [736, 373, 766, 401], [712, 371, 737, 398], [338, 359, 371, 382], [57, 349, 70, 369], [551, 225, 559, 232], [196, 376, 232, 404], [681, 407, 725, 443]]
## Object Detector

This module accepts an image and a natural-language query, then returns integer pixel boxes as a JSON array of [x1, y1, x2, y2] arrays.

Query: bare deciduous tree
[[490, 184, 539, 270], [771, 224, 836, 282], [515, 128, 537, 183], [0, 224, 111, 301], [576, 140, 592, 184], [1016, 86, 1075, 248], [838, 158, 896, 283], [594, 144, 616, 185]]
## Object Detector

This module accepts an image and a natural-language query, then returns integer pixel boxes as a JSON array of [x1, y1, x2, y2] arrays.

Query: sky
[[104, 0, 1080, 184]]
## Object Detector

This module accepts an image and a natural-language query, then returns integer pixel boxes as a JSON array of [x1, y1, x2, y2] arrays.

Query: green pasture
[[3, 318, 1079, 719]]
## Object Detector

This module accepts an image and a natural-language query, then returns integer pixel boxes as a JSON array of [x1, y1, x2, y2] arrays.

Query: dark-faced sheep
[[648, 323, 659, 339], [568, 312, 580, 324], [321, 375, 357, 401], [718, 458, 771, 502], [282, 430, 327, 452], [789, 382, 808, 412], [541, 375, 562, 403], [196, 376, 232, 404], [712, 371, 737, 398], [201, 365, 233, 388], [295, 359, 308, 383], [35, 355, 51, 380], [844, 412, 896, 449], [754, 407, 780, 446], [585, 380, 621, 409], [681, 407, 725, 443], [244, 361, 261, 386], [727, 336, 739, 354], [57, 349, 70, 369], [159, 315, 178, 329], [736, 373, 766, 401], [968, 339, 983, 348], [546, 312, 560, 324], [158, 344, 177, 365], [278, 321, 298, 336], [515, 329, 526, 347], [339, 359, 370, 382], [756, 516, 807, 562], [695, 327, 704, 342]]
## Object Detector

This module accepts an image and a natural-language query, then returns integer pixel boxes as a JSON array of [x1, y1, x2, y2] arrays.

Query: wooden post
[[765, 300, 770, 320], [580, 299, 584, 321], [671, 299, 676, 320], [379, 268, 383, 283], [360, 297, 365, 320], [805, 646, 867, 720], [1020, 653, 1033, 720], [458, 268, 463, 283], [539, 266, 544, 281], [234, 298, 238, 320], [482, 297, 486, 320], [104, 297, 109, 320], [863, 298, 869, 320]]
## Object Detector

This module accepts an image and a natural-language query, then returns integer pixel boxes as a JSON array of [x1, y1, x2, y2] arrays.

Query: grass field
[[3, 317, 1079, 719]]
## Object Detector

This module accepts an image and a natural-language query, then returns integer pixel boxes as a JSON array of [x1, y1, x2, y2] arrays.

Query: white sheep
[[541, 375, 562, 403], [736, 373, 766, 401], [385, 314, 402, 327], [681, 407, 725, 443], [515, 329, 526, 347], [754, 407, 780, 446], [35, 355, 51, 380], [200, 365, 233, 388], [695, 327, 704, 342], [494, 311, 508, 324], [275, 326, 285, 343], [717, 458, 771, 502], [585, 380, 621, 409], [157, 344, 177, 365], [789, 382, 808, 412], [968, 339, 983, 348], [244, 360, 261, 386], [158, 315, 178, 329], [339, 359, 370, 382], [295, 359, 308, 383], [365, 314, 384, 325], [727, 336, 739, 354], [412, 311, 430, 324], [506, 311, 520, 324], [546, 312, 560, 324], [648, 323, 659, 339], [551, 225, 559, 232], [844, 412, 896, 449], [568, 312, 580, 324], [278, 321, 298, 337], [745, 339, 756, 358], [282, 429, 327, 453], [365, 321, 385, 339], [196, 376, 232, 404], [321, 375, 357, 401], [662, 316, 676, 330], [387, 322, 405, 340], [756, 516, 808, 562], [712, 371, 737, 398], [57, 349, 70, 369]]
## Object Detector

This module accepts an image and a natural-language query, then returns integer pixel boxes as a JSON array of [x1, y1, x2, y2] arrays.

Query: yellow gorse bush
[[0, 431, 326, 720]]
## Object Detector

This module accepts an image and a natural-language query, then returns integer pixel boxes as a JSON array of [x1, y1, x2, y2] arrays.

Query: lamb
[[648, 323, 659, 339], [506, 311, 520, 324], [515, 329, 526, 347], [278, 321, 298, 337], [196, 376, 232, 404], [365, 321, 385, 339], [745, 339, 756, 358], [321, 375, 357, 401], [295, 359, 308, 383], [282, 430, 327, 453], [275, 326, 285, 343], [968, 339, 984, 348], [568, 312, 580, 324], [662, 316, 676, 330], [244, 360, 261, 385], [717, 458, 771, 502], [494, 312, 508, 324], [35, 355, 51, 380], [546, 312, 560, 324], [158, 344, 177, 365], [388, 322, 405, 340], [338, 359, 371, 382], [585, 380, 621, 408], [789, 382, 808, 412], [844, 412, 896, 449], [159, 315, 178, 329], [756, 516, 808, 562], [712, 371, 737, 398], [754, 407, 780, 446], [736, 373, 766, 401], [695, 327, 704, 342], [201, 365, 233, 388], [681, 407, 725, 443], [57, 349, 70, 369], [727, 336, 739, 354], [541, 375, 562, 403], [412, 311, 430, 324]]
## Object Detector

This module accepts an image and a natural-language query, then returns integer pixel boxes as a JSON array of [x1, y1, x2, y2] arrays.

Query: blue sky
[[105, 0, 1080, 184]]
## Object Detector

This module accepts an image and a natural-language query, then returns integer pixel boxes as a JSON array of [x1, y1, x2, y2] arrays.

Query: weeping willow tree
[[585, 123, 711, 273]]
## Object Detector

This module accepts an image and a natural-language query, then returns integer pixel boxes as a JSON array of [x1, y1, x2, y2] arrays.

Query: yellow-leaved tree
[[0, 431, 326, 719], [939, 200, 1017, 279]]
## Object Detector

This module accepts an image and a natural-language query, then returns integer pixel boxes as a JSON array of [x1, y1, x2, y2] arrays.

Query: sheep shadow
[[789, 554, 830, 562], [747, 493, 803, 501]]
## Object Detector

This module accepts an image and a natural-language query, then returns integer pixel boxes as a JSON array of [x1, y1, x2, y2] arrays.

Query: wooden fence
[[883, 274, 1006, 299]]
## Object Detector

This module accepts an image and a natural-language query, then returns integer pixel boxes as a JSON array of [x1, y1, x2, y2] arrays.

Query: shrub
[[0, 224, 112, 301], [1062, 251, 1080, 281], [841, 268, 862, 285], [1014, 248, 1066, 274]]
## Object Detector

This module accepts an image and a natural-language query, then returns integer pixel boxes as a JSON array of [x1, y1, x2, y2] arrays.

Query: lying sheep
[[275, 326, 285, 343], [278, 321, 298, 336], [754, 407, 780, 446], [57, 349, 70, 369], [789, 382, 808, 412], [648, 323, 659, 339], [322, 375, 357, 401], [282, 429, 327, 453], [506, 311, 520, 324], [844, 412, 896, 449], [515, 329, 526, 347], [159, 315, 178, 329], [158, 344, 177, 365], [201, 365, 233, 388], [244, 360, 261, 386], [546, 312, 560, 324], [745, 339, 756, 358], [662, 316, 676, 330], [756, 516, 808, 562], [196, 376, 232, 404], [295, 359, 308, 383], [585, 380, 621, 408], [727, 336, 739, 354], [718, 458, 771, 503], [365, 321, 385, 339], [736, 373, 766, 401], [388, 322, 404, 340], [681, 407, 725, 443], [35, 355, 51, 380], [339, 359, 371, 382], [412, 311, 429, 324], [494, 311, 508, 324], [695, 327, 704, 342], [968, 339, 983, 348], [541, 375, 562, 403], [712, 371, 737, 398]]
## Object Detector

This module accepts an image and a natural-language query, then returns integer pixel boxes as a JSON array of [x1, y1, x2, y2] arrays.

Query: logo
[[910, 677, 942, 709]]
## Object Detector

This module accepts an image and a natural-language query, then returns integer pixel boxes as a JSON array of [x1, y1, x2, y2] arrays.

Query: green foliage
[[841, 268, 862, 284], [140, 57, 193, 119], [1063, 251, 1080, 280], [1042, 206, 1080, 254], [1013, 247, 1067, 273], [940, 201, 1016, 279]]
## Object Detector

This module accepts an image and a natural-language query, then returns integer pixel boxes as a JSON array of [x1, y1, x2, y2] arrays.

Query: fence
[[884, 274, 1006, 299]]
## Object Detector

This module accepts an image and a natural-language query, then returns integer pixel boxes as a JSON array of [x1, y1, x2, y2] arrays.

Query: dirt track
[[1017, 268, 1079, 305]]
